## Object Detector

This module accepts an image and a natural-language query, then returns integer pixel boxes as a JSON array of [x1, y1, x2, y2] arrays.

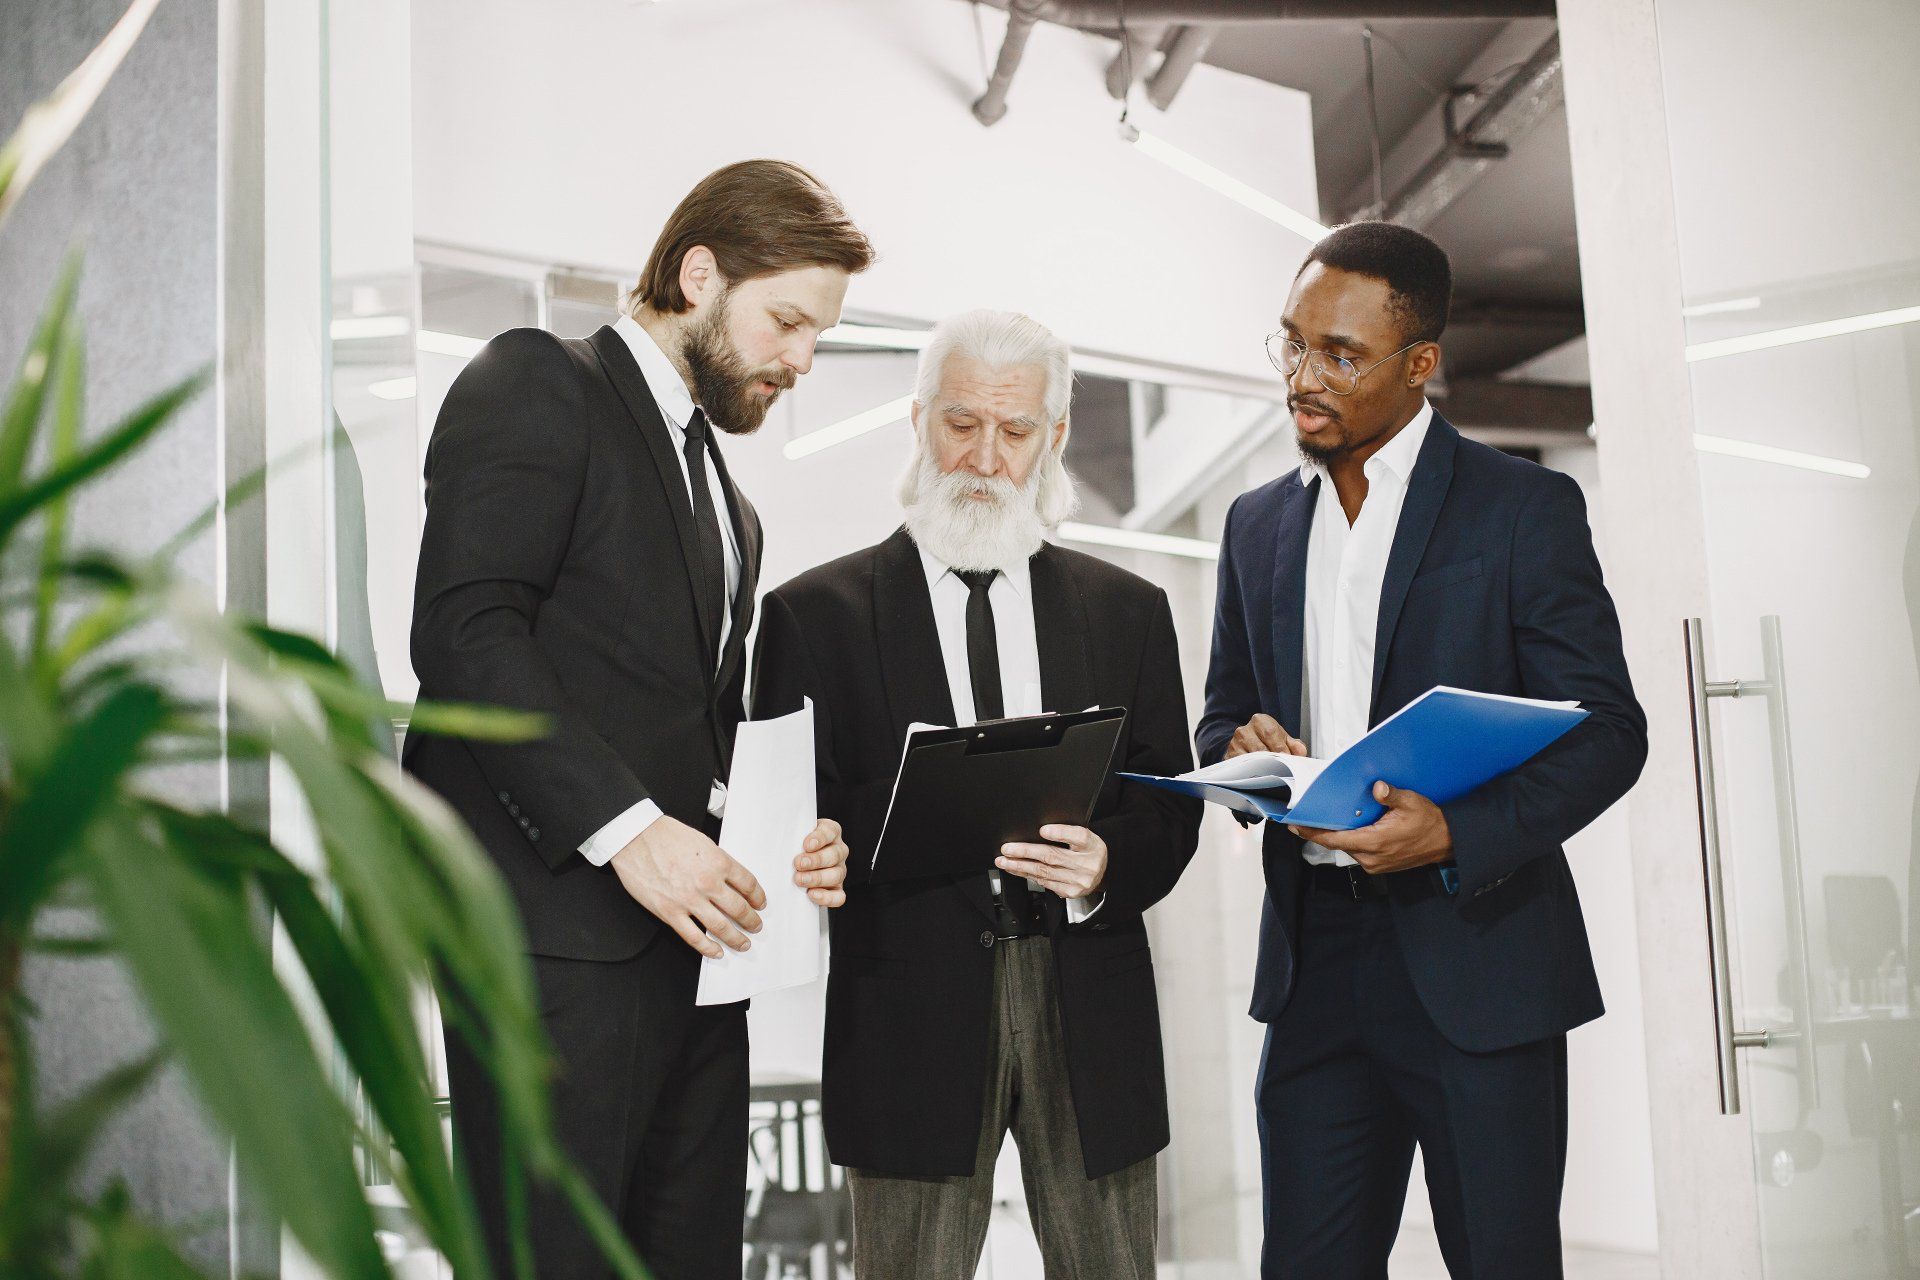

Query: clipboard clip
[[964, 717, 1070, 755]]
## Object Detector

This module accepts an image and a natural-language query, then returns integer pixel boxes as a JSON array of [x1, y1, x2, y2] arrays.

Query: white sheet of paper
[[697, 699, 826, 1006]]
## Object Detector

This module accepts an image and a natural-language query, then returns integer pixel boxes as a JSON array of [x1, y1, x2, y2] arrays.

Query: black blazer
[[1196, 413, 1647, 1052], [405, 325, 762, 962], [752, 529, 1202, 1180]]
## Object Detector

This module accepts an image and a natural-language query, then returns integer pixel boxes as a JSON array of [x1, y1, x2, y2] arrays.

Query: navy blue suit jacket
[[1196, 414, 1647, 1052]]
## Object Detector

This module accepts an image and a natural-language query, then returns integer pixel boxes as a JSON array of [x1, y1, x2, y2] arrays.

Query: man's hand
[[1225, 714, 1309, 759], [1288, 781, 1453, 874], [796, 818, 849, 908], [996, 824, 1108, 900], [610, 815, 766, 958]]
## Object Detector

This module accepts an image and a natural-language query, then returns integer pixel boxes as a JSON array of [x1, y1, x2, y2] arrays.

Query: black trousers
[[1256, 876, 1569, 1280], [445, 937, 749, 1280]]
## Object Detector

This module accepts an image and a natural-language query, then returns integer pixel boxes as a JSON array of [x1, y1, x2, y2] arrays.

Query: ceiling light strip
[[1684, 304, 1920, 362], [783, 395, 915, 461], [1693, 433, 1870, 480], [1123, 125, 1329, 244], [1056, 522, 1219, 560]]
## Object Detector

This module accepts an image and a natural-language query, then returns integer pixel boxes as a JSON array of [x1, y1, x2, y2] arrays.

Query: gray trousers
[[845, 936, 1157, 1279]]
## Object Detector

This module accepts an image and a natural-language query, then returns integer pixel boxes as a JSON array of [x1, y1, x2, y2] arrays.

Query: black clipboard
[[867, 707, 1127, 883]]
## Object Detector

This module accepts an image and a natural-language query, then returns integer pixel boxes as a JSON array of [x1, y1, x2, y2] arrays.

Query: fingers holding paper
[[1287, 780, 1453, 874], [997, 823, 1108, 900], [1226, 713, 1309, 759], [794, 817, 849, 907]]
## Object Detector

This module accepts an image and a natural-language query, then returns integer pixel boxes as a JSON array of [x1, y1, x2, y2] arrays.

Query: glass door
[[1658, 1, 1920, 1275]]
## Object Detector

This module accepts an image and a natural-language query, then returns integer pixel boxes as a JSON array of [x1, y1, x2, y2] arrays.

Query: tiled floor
[[971, 1214, 1661, 1279]]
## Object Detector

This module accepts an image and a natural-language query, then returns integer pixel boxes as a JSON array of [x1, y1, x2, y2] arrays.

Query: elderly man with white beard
[[753, 309, 1203, 1278]]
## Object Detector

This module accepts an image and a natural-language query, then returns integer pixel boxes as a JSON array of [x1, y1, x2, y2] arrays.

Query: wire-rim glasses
[[1265, 334, 1421, 395]]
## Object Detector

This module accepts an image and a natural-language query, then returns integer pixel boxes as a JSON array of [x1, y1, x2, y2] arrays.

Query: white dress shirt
[[919, 547, 1102, 923], [1299, 400, 1433, 868], [578, 315, 743, 866]]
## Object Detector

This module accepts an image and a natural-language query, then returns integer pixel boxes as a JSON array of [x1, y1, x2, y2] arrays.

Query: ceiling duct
[[966, 0, 1558, 125]]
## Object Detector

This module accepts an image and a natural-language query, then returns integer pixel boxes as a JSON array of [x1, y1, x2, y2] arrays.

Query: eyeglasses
[[1265, 335, 1421, 396]]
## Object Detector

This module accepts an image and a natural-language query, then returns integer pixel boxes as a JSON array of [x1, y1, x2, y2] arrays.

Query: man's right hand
[[610, 815, 766, 959], [1225, 714, 1309, 759]]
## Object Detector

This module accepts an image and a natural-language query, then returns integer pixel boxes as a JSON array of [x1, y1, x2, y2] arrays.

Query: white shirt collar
[[917, 542, 1033, 601], [1298, 398, 1434, 488], [612, 312, 698, 434]]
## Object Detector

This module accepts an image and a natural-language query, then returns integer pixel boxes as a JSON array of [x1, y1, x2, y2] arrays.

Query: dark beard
[[681, 291, 794, 435], [1295, 430, 1343, 464]]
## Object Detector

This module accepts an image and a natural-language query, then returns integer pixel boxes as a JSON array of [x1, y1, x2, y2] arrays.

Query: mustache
[[756, 368, 797, 392], [1288, 395, 1341, 420]]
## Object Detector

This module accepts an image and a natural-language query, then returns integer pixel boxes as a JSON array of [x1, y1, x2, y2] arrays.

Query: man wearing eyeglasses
[[1197, 222, 1646, 1279]]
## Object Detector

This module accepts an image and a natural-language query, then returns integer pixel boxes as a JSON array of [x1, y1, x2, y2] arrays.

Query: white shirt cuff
[[1065, 892, 1105, 924], [579, 798, 663, 867]]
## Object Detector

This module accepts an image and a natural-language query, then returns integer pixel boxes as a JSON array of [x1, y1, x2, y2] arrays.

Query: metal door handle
[[1684, 617, 1821, 1117], [1685, 618, 1742, 1114]]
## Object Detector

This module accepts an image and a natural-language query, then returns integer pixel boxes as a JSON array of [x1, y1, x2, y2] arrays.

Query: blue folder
[[1124, 686, 1588, 831]]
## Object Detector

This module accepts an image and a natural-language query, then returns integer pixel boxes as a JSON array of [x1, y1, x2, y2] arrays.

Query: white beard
[[901, 455, 1048, 573]]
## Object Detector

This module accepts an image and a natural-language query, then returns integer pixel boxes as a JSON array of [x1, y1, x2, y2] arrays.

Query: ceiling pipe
[[966, 0, 1557, 126], [972, 0, 1047, 126], [1146, 24, 1219, 110], [1379, 32, 1562, 228]]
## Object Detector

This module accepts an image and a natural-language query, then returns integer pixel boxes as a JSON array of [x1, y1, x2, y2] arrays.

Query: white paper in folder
[[696, 698, 827, 1006]]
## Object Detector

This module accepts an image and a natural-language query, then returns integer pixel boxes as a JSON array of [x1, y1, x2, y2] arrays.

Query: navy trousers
[[1257, 875, 1569, 1279]]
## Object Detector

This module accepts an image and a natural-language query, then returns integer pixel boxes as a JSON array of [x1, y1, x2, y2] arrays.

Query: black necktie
[[955, 569, 1005, 721], [682, 409, 727, 658], [956, 568, 1037, 933]]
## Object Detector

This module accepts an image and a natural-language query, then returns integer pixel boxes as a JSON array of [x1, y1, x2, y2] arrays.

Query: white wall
[[408, 0, 1317, 381]]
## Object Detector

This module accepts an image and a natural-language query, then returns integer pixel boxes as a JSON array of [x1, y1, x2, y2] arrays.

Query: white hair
[[898, 309, 1079, 529]]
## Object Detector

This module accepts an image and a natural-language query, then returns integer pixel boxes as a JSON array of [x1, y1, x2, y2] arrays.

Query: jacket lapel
[[1370, 415, 1459, 717], [586, 325, 719, 676], [1269, 471, 1318, 738], [872, 528, 958, 738], [708, 437, 761, 697], [1030, 545, 1092, 718]]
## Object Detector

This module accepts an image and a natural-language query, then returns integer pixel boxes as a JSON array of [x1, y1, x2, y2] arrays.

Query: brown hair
[[630, 160, 875, 314]]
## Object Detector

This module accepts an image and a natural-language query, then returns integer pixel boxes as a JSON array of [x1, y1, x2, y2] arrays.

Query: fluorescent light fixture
[[368, 376, 416, 401], [1680, 296, 1761, 318], [417, 330, 488, 359], [1056, 522, 1219, 560], [820, 323, 931, 351], [1122, 124, 1329, 244], [783, 395, 914, 460], [1693, 432, 1870, 479], [331, 315, 410, 341], [1685, 304, 1920, 362]]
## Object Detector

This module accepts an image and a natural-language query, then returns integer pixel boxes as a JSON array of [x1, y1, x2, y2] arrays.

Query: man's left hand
[[1288, 782, 1452, 875], [997, 824, 1107, 900], [795, 818, 849, 907]]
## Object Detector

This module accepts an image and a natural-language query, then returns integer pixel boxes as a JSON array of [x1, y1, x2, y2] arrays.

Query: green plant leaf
[[0, 0, 164, 229], [0, 253, 81, 493], [0, 681, 167, 938], [35, 1050, 166, 1198], [81, 811, 390, 1280], [0, 367, 208, 553], [31, 319, 83, 664]]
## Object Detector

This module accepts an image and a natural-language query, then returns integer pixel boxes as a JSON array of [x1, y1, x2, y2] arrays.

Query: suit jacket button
[[527, 827, 540, 841], [498, 792, 510, 804], [508, 804, 521, 817], [517, 816, 530, 829], [979, 931, 995, 949]]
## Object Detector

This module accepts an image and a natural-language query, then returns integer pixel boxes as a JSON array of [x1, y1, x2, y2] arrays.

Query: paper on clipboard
[[696, 699, 827, 1006]]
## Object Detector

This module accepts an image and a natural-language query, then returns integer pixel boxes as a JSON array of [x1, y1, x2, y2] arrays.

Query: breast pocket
[[1405, 556, 1484, 599]]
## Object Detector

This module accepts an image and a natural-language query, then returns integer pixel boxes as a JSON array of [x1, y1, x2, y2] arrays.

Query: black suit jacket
[[1196, 414, 1647, 1052], [405, 325, 762, 961], [752, 529, 1202, 1180]]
